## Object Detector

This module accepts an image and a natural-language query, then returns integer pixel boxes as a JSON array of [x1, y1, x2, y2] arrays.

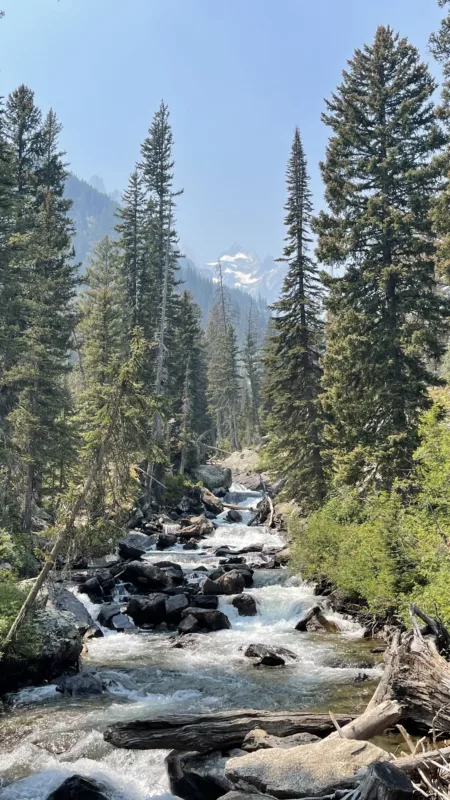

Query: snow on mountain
[[204, 244, 285, 304]]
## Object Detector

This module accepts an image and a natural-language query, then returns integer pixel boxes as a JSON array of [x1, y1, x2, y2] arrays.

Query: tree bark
[[327, 700, 402, 742], [104, 710, 354, 752]]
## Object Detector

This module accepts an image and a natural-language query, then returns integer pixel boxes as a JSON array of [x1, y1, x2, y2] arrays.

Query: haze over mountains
[[64, 174, 271, 339]]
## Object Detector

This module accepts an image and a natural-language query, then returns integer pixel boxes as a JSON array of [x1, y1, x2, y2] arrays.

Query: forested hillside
[[64, 174, 118, 266]]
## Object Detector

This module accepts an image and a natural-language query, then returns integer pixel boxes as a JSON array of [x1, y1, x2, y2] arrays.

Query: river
[[0, 485, 380, 800]]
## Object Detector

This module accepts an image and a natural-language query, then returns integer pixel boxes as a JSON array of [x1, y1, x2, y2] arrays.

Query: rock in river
[[192, 464, 232, 492], [127, 593, 166, 626], [46, 774, 111, 799], [56, 670, 105, 697], [179, 607, 231, 632], [225, 737, 391, 799], [232, 593, 258, 616], [121, 560, 169, 591], [203, 569, 245, 596], [118, 531, 156, 560]]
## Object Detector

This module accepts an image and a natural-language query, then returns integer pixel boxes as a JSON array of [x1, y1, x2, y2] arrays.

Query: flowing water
[[0, 485, 380, 800]]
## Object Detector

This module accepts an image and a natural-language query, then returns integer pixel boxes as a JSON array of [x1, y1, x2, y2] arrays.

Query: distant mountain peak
[[205, 246, 285, 304]]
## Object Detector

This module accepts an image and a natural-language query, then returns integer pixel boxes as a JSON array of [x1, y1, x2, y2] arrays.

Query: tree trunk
[[22, 461, 34, 532], [104, 710, 354, 752]]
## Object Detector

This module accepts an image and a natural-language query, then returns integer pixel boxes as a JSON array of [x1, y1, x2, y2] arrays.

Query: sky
[[0, 0, 445, 267]]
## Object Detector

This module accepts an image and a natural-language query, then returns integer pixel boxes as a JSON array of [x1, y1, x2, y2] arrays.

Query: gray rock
[[216, 570, 246, 595], [232, 594, 258, 616], [156, 532, 178, 550], [127, 593, 166, 626], [110, 613, 135, 631], [227, 509, 243, 523], [118, 532, 156, 560], [165, 593, 189, 623], [242, 728, 320, 752], [89, 554, 122, 569], [244, 643, 297, 667], [225, 737, 391, 799], [122, 560, 169, 590], [46, 774, 110, 799], [192, 594, 219, 610], [97, 603, 121, 628], [179, 607, 231, 631], [166, 748, 242, 800], [178, 613, 200, 634], [2, 609, 82, 692], [49, 587, 96, 635], [192, 464, 232, 492], [56, 671, 105, 697], [201, 487, 224, 515]]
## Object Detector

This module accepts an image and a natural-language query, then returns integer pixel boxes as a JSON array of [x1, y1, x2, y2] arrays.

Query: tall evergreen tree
[[172, 290, 209, 472], [242, 303, 262, 444], [315, 26, 447, 488], [264, 128, 325, 508], [430, 1, 450, 282], [116, 168, 148, 327], [7, 107, 78, 529]]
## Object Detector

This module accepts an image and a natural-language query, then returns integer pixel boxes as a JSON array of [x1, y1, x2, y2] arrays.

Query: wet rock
[[192, 594, 219, 610], [295, 605, 340, 633], [208, 568, 225, 582], [192, 464, 232, 492], [126, 593, 166, 626], [225, 737, 391, 799], [227, 509, 243, 523], [156, 532, 178, 550], [165, 593, 189, 624], [89, 554, 122, 569], [166, 748, 241, 800], [201, 487, 224, 515], [79, 576, 103, 598], [314, 576, 333, 597], [56, 670, 105, 697], [97, 603, 121, 628], [183, 539, 199, 550], [232, 594, 257, 616], [177, 486, 205, 515], [178, 613, 201, 634], [273, 547, 290, 567], [220, 556, 245, 565], [110, 613, 135, 632], [49, 587, 96, 635], [118, 531, 156, 560], [215, 569, 246, 595], [242, 728, 320, 752], [220, 794, 274, 800], [83, 625, 104, 640], [180, 607, 231, 631], [46, 774, 111, 799], [121, 560, 169, 591], [2, 610, 82, 692], [244, 644, 297, 667], [155, 561, 184, 586], [179, 514, 214, 538]]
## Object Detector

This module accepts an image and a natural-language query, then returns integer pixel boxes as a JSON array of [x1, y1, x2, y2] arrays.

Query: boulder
[[156, 532, 178, 550], [177, 487, 205, 515], [166, 748, 241, 800], [118, 532, 156, 560], [165, 593, 189, 624], [183, 539, 199, 550], [46, 774, 111, 799], [155, 561, 184, 586], [79, 576, 103, 598], [49, 587, 96, 635], [274, 547, 290, 567], [56, 671, 105, 697], [192, 594, 219, 610], [179, 607, 231, 632], [178, 613, 201, 634], [179, 514, 214, 538], [232, 594, 257, 616], [244, 644, 297, 667], [295, 605, 341, 633], [2, 609, 82, 692], [89, 554, 122, 569], [201, 487, 224, 515], [220, 556, 245, 565], [97, 603, 121, 629], [242, 728, 320, 752], [227, 509, 243, 523], [121, 560, 169, 591], [201, 577, 222, 596], [225, 737, 391, 799], [215, 570, 245, 595], [192, 464, 232, 492], [126, 593, 166, 626], [110, 613, 135, 632]]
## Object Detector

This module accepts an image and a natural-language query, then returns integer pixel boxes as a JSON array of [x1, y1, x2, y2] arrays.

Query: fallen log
[[104, 709, 354, 752], [366, 606, 450, 734], [327, 700, 402, 741]]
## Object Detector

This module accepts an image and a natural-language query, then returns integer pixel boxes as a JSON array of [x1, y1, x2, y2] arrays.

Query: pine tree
[[315, 26, 447, 488], [206, 275, 241, 453], [264, 128, 325, 508], [115, 168, 148, 327], [430, 1, 450, 281], [242, 303, 262, 444], [172, 291, 209, 472], [7, 107, 78, 529]]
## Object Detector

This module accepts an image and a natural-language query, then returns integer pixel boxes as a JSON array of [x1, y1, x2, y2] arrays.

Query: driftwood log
[[327, 700, 402, 741], [104, 710, 354, 751], [367, 606, 450, 734]]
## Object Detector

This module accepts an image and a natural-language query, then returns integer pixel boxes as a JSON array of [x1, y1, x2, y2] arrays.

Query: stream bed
[[0, 485, 381, 800]]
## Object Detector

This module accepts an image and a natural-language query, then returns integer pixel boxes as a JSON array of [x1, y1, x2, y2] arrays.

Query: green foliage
[[264, 128, 326, 509], [315, 26, 448, 490], [163, 473, 199, 507], [291, 392, 450, 625]]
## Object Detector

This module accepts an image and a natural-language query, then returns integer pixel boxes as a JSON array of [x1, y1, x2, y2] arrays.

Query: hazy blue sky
[[0, 0, 444, 265]]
